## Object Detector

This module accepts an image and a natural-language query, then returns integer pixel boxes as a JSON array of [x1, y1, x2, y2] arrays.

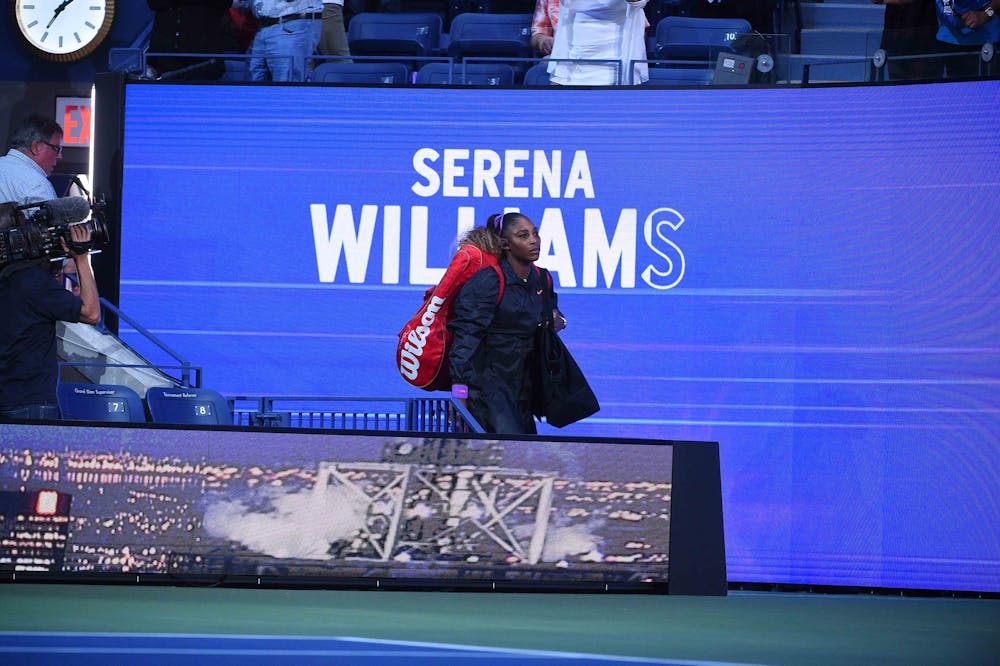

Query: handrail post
[[98, 297, 197, 387], [406, 399, 418, 431]]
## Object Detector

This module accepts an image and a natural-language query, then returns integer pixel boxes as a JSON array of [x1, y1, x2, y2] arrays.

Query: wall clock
[[13, 0, 116, 63]]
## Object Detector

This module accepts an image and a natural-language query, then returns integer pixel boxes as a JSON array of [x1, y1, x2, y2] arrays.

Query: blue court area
[[1, 585, 998, 665], [0, 632, 695, 665]]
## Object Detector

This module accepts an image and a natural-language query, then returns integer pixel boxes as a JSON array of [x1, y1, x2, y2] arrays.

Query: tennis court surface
[[1, 584, 997, 665]]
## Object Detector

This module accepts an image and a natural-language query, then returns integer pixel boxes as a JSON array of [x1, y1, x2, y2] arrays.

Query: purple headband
[[488, 212, 513, 236]]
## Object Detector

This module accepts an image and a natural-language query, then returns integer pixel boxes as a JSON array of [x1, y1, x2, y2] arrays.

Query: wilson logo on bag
[[396, 245, 503, 391]]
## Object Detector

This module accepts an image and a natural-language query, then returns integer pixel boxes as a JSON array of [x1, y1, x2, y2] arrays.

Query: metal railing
[[799, 44, 998, 85], [58, 361, 200, 387], [228, 395, 484, 433], [98, 298, 197, 387], [872, 43, 997, 82]]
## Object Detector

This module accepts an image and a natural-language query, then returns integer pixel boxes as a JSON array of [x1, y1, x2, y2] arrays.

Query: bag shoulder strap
[[538, 266, 552, 292], [482, 264, 554, 335], [490, 263, 547, 305], [491, 263, 505, 304], [535, 266, 555, 324]]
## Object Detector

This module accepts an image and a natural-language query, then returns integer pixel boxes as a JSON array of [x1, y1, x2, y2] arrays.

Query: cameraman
[[0, 224, 101, 420], [0, 114, 62, 206]]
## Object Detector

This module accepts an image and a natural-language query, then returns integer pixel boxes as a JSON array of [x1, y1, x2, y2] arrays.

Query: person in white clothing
[[546, 0, 650, 85]]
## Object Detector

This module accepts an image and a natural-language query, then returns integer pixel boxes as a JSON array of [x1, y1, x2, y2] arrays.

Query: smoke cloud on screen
[[203, 485, 368, 559]]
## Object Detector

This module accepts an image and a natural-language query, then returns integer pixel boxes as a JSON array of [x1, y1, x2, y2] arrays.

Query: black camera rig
[[0, 196, 110, 277]]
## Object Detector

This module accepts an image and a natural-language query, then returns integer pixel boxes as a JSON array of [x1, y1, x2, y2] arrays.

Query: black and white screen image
[[0, 425, 672, 586]]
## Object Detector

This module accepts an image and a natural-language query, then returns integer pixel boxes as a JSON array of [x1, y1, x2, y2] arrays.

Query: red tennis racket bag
[[396, 245, 501, 391]]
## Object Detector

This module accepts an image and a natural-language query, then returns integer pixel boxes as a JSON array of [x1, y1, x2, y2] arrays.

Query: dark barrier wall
[[0, 422, 725, 595], [91, 78, 1000, 593]]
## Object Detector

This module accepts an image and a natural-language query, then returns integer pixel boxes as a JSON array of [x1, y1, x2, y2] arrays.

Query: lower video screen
[[0, 424, 672, 588]]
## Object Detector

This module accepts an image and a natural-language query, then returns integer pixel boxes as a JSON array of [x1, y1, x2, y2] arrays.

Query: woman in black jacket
[[447, 212, 564, 434]]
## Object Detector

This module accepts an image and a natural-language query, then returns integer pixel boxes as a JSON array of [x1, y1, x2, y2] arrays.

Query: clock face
[[14, 0, 116, 62]]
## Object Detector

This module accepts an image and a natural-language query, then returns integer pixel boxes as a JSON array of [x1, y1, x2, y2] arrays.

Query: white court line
[[337, 635, 771, 665], [0, 632, 771, 666]]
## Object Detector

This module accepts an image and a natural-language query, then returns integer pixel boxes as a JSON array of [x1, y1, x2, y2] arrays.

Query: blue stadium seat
[[312, 62, 411, 84], [652, 17, 752, 63], [446, 12, 533, 61], [396, 1, 452, 29], [347, 13, 443, 57], [145, 386, 232, 426], [57, 383, 146, 423], [522, 62, 551, 86], [415, 62, 515, 85]]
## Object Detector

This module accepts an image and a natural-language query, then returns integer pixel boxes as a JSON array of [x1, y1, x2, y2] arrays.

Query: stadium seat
[[651, 17, 752, 63], [220, 59, 250, 82], [397, 1, 454, 31], [57, 383, 146, 423], [522, 62, 551, 86], [415, 62, 515, 86], [145, 386, 232, 426], [312, 61, 411, 84], [347, 13, 443, 58], [645, 66, 716, 86], [446, 13, 533, 61]]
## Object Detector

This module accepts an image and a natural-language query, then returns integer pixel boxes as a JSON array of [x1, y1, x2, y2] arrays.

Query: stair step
[[799, 2, 885, 29]]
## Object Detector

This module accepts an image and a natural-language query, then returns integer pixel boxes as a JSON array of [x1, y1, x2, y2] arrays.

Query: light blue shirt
[[234, 0, 323, 18], [0, 149, 57, 207]]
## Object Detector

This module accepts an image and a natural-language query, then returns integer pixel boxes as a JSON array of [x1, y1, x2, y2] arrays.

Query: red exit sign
[[56, 96, 92, 148]]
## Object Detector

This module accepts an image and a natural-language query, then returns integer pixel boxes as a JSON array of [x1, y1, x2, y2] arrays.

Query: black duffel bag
[[532, 268, 600, 428]]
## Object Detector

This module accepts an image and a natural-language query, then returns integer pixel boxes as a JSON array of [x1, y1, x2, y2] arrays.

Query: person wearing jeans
[[236, 0, 323, 81]]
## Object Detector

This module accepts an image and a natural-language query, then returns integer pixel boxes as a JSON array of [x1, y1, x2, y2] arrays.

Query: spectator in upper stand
[[876, 0, 943, 80], [146, 1, 241, 80], [234, 1, 323, 82], [531, 0, 560, 56], [533, 0, 650, 85], [934, 0, 999, 77], [319, 1, 352, 61]]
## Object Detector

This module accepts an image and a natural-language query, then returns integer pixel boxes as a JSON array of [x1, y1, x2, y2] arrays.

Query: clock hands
[[46, 0, 79, 29]]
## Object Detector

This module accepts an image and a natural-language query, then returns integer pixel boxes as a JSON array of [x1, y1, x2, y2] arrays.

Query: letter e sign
[[56, 97, 93, 148]]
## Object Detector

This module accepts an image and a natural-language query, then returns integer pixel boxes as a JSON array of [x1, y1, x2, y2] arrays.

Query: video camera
[[0, 196, 110, 273]]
